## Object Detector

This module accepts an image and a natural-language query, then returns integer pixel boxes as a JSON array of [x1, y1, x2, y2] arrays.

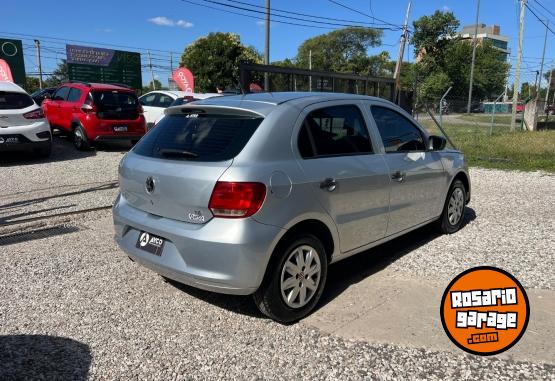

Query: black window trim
[[297, 103, 375, 160], [370, 104, 430, 154]]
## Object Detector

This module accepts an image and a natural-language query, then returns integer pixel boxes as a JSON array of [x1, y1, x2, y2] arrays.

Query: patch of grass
[[420, 121, 555, 172], [459, 113, 514, 125]]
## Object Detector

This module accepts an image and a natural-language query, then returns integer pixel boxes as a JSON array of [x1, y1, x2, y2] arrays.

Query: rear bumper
[[0, 120, 51, 151], [94, 135, 143, 142], [112, 194, 284, 295]]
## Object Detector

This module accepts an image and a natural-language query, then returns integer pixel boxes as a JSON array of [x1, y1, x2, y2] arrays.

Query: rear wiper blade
[[159, 148, 198, 158]]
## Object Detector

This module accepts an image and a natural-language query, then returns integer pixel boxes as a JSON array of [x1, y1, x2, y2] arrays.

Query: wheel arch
[[453, 171, 471, 203]]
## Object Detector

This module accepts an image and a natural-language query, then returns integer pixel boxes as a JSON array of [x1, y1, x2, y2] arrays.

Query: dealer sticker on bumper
[[136, 231, 165, 256]]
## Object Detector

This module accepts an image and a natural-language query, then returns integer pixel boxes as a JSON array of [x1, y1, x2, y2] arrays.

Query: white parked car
[[0, 81, 51, 157], [140, 91, 221, 129]]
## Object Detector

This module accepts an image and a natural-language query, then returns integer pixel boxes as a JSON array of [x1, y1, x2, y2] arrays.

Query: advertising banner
[[0, 59, 14, 82], [66, 44, 142, 90], [172, 67, 194, 93]]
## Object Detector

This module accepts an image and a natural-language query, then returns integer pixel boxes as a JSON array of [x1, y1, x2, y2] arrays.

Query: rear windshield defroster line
[[133, 113, 263, 162]]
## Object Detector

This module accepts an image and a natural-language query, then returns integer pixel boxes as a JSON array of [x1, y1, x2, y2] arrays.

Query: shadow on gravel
[[0, 132, 130, 167], [0, 334, 91, 380], [167, 207, 476, 321], [165, 279, 265, 319], [317, 207, 477, 311]]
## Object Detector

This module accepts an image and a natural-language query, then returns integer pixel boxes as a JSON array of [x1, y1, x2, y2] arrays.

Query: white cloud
[[442, 5, 450, 11], [96, 28, 113, 33], [148, 16, 193, 28], [176, 20, 194, 28]]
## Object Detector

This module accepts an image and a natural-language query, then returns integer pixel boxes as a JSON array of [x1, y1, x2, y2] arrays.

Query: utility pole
[[466, 0, 481, 114], [264, 0, 270, 91], [34, 39, 43, 90], [309, 49, 312, 92], [511, 0, 526, 131], [393, 0, 412, 104], [147, 50, 156, 90], [537, 20, 549, 98], [545, 68, 552, 105], [170, 51, 173, 72]]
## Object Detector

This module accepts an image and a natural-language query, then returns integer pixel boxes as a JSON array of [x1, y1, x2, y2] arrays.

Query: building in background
[[457, 24, 510, 60]]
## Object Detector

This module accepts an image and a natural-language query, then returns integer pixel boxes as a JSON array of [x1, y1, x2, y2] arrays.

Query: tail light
[[208, 181, 266, 218], [23, 108, 45, 119], [81, 93, 97, 114]]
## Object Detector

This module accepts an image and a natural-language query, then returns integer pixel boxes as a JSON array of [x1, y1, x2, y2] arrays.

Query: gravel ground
[[387, 168, 555, 290], [0, 211, 553, 380], [0, 144, 554, 379]]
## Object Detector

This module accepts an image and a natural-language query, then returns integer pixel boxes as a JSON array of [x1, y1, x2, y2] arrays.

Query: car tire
[[437, 179, 466, 234], [73, 125, 91, 151], [253, 234, 328, 324]]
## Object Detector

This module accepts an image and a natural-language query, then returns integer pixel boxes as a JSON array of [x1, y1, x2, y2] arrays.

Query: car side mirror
[[429, 135, 447, 151]]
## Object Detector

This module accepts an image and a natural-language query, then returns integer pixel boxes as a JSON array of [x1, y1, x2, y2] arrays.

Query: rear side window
[[0, 91, 34, 109], [298, 105, 372, 158], [371, 106, 426, 152], [134, 113, 263, 162], [157, 94, 174, 107], [53, 86, 70, 101], [67, 88, 82, 102]]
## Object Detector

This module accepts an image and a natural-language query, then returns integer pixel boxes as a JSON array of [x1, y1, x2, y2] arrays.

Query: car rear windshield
[[0, 91, 34, 110], [133, 112, 263, 162], [91, 90, 139, 119], [92, 91, 138, 109]]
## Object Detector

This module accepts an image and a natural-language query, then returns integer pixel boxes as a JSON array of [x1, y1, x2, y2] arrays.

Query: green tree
[[296, 27, 382, 74], [181, 32, 262, 92], [25, 76, 41, 94], [411, 11, 459, 72], [443, 40, 509, 99], [419, 71, 452, 103], [142, 79, 166, 94], [44, 60, 68, 88]]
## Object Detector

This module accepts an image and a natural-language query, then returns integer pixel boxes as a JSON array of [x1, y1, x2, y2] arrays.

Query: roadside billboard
[[66, 44, 142, 90], [0, 38, 26, 87]]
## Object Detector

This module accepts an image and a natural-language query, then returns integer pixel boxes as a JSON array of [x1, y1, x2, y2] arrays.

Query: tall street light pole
[[466, 0, 481, 114], [264, 0, 270, 91], [34, 39, 43, 90]]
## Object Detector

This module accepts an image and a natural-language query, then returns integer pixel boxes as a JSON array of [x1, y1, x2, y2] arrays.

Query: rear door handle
[[391, 171, 406, 182], [319, 178, 337, 191]]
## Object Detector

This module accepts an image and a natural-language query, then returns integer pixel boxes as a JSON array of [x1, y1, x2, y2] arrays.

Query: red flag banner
[[0, 59, 14, 82], [172, 67, 194, 93]]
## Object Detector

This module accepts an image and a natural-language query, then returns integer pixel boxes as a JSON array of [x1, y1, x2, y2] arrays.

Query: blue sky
[[3, 0, 555, 87]]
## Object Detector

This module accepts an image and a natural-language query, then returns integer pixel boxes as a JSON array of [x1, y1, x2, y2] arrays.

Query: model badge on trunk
[[145, 176, 155, 194]]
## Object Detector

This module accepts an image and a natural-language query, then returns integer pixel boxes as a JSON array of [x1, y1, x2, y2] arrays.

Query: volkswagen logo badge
[[145, 176, 155, 194]]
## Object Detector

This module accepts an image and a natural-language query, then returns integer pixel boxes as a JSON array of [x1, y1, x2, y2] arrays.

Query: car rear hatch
[[0, 91, 37, 127], [118, 105, 264, 224], [91, 90, 140, 120]]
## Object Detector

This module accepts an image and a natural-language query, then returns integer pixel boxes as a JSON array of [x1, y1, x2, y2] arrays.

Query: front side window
[[298, 105, 372, 159], [371, 106, 426, 153], [53, 86, 70, 101]]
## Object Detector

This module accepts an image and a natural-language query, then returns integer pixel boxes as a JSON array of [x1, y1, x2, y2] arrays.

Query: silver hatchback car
[[113, 92, 470, 323]]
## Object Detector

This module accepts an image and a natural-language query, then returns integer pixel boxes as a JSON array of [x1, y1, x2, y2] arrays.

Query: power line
[[525, 2, 555, 34], [217, 0, 399, 28], [327, 0, 405, 31], [181, 0, 397, 30]]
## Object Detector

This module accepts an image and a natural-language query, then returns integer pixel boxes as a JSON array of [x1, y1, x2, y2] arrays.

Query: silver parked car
[[113, 92, 470, 323]]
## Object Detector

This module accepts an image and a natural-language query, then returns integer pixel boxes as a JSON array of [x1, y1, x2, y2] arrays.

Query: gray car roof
[[190, 92, 393, 116]]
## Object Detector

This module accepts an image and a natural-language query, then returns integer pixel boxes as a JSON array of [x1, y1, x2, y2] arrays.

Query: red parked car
[[43, 82, 146, 150]]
